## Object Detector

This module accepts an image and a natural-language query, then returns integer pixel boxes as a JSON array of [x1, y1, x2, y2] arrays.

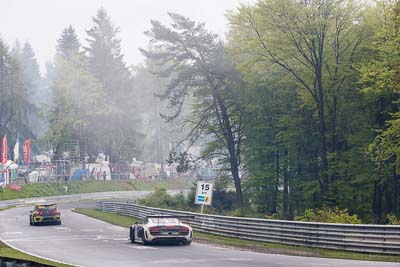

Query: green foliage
[[295, 207, 362, 224], [44, 8, 144, 161], [386, 213, 400, 225], [137, 188, 182, 209], [228, 208, 261, 218], [0, 38, 35, 143], [137, 178, 239, 214], [167, 151, 191, 174], [84, 8, 143, 161], [8, 1, 400, 225], [358, 0, 400, 222], [226, 0, 400, 223], [142, 12, 247, 207], [43, 52, 105, 156], [57, 25, 81, 59], [212, 176, 236, 212]]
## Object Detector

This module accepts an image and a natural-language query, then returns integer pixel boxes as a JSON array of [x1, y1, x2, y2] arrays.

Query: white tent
[[34, 154, 51, 163], [28, 171, 39, 183], [4, 160, 18, 170], [1, 160, 18, 186]]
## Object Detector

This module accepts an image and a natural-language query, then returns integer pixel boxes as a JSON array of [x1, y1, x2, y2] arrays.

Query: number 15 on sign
[[195, 181, 213, 206]]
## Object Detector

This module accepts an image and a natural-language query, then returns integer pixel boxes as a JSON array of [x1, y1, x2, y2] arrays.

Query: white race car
[[129, 215, 194, 245]]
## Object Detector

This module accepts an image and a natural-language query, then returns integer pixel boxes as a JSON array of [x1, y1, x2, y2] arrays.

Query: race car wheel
[[29, 216, 33, 226], [141, 236, 150, 245], [183, 240, 192, 245], [129, 226, 135, 243], [141, 230, 150, 245]]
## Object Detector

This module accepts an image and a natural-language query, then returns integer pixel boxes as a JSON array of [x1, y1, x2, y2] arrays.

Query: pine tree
[[21, 42, 41, 97], [57, 25, 81, 60], [85, 8, 126, 92], [0, 38, 32, 142], [84, 8, 141, 162]]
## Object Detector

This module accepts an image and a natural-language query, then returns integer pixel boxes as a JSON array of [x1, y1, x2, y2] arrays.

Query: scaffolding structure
[[47, 140, 87, 182], [49, 159, 69, 182], [66, 140, 81, 167]]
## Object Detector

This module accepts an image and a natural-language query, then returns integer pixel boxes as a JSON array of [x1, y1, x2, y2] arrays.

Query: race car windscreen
[[149, 218, 180, 225]]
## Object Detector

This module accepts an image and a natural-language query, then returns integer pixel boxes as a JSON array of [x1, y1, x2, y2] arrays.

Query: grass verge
[[0, 178, 188, 201], [0, 241, 73, 267], [73, 208, 400, 263]]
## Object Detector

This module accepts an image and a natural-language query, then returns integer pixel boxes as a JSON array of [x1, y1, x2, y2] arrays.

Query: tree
[[45, 52, 105, 158], [0, 38, 33, 146], [228, 0, 366, 204], [130, 63, 175, 163], [16, 42, 48, 139], [85, 8, 142, 162], [141, 13, 246, 207], [57, 25, 81, 60], [359, 0, 400, 222]]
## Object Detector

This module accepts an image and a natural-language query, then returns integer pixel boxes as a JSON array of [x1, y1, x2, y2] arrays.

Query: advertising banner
[[23, 138, 31, 164], [1, 136, 7, 164]]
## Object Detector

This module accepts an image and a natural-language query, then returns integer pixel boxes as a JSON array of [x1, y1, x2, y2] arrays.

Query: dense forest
[[1, 0, 399, 223]]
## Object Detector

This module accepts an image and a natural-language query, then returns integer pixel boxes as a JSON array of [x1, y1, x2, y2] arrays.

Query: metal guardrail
[[96, 201, 400, 255]]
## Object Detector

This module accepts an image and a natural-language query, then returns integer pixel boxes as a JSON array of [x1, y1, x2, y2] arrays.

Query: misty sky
[[0, 0, 247, 74]]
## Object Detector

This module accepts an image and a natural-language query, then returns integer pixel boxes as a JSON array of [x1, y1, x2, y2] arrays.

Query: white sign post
[[195, 181, 213, 213]]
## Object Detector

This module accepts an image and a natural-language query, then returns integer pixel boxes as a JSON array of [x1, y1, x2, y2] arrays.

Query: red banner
[[23, 138, 31, 164], [1, 136, 7, 164]]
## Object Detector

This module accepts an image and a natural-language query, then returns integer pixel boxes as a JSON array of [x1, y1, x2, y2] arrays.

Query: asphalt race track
[[0, 203, 399, 267]]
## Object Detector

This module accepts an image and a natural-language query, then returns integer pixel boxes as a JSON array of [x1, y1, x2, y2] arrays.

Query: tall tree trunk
[[330, 96, 338, 195], [215, 93, 244, 207], [316, 67, 329, 203], [372, 179, 383, 223], [271, 150, 279, 214], [288, 173, 294, 220], [231, 163, 243, 208], [385, 165, 397, 214], [394, 166, 399, 215], [283, 164, 289, 219]]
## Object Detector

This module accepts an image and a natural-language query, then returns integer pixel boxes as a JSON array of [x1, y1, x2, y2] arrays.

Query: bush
[[386, 213, 400, 225], [264, 213, 280, 220], [137, 188, 181, 209], [136, 178, 238, 214], [295, 207, 362, 224], [212, 176, 236, 212]]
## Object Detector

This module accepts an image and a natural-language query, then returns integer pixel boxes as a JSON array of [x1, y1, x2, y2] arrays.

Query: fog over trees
[[1, 0, 400, 222]]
